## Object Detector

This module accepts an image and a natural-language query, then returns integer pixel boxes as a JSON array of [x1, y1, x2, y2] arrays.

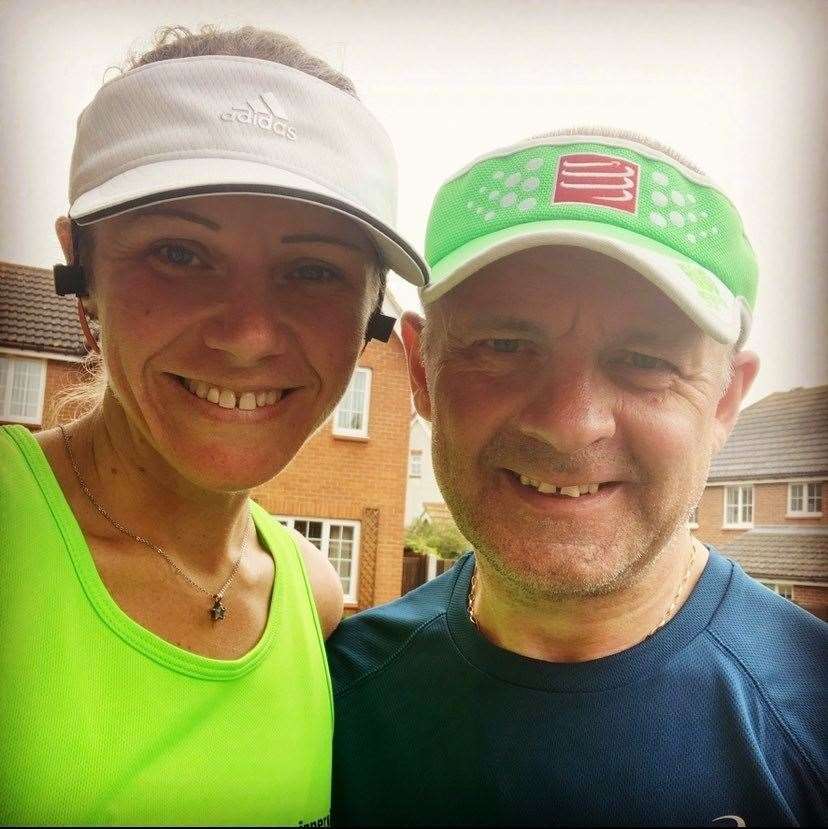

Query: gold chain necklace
[[59, 424, 249, 622], [467, 541, 697, 640]]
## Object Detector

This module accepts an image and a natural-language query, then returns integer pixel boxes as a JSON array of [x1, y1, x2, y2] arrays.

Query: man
[[327, 129, 827, 826]]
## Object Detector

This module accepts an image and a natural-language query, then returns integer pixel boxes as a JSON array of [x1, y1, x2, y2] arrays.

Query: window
[[687, 505, 699, 528], [761, 581, 794, 601], [724, 485, 753, 528], [788, 482, 823, 516], [277, 516, 361, 604], [409, 450, 422, 478], [332, 367, 372, 438], [0, 355, 46, 424]]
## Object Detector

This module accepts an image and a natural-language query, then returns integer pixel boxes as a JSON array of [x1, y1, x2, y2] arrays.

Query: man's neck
[[471, 534, 708, 663], [56, 399, 252, 577]]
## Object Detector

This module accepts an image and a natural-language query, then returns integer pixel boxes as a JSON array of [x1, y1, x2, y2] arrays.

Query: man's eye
[[623, 352, 673, 371], [289, 263, 343, 282], [483, 339, 523, 353], [154, 244, 203, 268]]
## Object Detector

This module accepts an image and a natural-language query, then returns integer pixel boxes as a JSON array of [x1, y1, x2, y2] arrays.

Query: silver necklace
[[60, 424, 249, 622], [468, 541, 697, 640]]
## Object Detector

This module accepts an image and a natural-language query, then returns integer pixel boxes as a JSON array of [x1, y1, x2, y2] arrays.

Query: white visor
[[67, 55, 428, 287]]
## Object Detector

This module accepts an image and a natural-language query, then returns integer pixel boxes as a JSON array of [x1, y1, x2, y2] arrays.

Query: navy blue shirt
[[328, 550, 827, 826]]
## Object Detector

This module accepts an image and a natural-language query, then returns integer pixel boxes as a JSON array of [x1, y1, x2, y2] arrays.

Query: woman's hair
[[58, 25, 364, 420]]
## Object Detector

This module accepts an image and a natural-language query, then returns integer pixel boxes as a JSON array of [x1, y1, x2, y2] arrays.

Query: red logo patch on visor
[[553, 153, 639, 213]]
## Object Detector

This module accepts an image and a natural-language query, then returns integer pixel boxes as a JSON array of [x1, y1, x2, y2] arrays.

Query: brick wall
[[792, 584, 828, 621], [697, 481, 827, 547], [42, 359, 88, 428], [695, 485, 748, 548], [252, 334, 411, 609]]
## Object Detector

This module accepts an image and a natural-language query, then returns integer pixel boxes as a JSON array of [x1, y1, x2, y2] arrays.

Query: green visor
[[422, 134, 758, 346]]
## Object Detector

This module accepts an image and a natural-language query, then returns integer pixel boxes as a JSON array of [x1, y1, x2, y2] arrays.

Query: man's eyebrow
[[125, 207, 222, 231], [464, 315, 548, 336], [615, 327, 696, 350], [280, 233, 366, 252]]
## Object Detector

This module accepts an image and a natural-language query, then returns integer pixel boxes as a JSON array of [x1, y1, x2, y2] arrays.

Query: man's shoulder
[[706, 549, 827, 767], [708, 548, 827, 662], [326, 554, 471, 695]]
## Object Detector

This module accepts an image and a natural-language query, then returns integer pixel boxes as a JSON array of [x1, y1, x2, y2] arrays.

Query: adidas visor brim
[[423, 219, 745, 345], [66, 55, 428, 287], [68, 158, 427, 287]]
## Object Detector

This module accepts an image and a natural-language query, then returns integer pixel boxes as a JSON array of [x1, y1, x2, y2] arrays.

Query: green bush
[[404, 516, 470, 561]]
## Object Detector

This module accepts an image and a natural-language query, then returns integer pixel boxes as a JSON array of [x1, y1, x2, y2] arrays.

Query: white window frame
[[277, 515, 361, 605], [723, 484, 753, 528], [760, 581, 795, 601], [409, 449, 423, 478], [787, 482, 823, 517], [687, 505, 699, 529], [332, 367, 372, 439], [0, 355, 47, 425]]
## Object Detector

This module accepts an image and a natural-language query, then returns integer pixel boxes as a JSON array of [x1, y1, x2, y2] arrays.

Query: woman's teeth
[[519, 475, 601, 497], [179, 377, 284, 410]]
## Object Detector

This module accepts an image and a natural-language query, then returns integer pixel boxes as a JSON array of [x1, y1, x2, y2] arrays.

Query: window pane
[[327, 522, 354, 596], [790, 484, 803, 512], [808, 483, 822, 513], [9, 359, 43, 418], [334, 369, 368, 433], [726, 488, 739, 507], [740, 487, 753, 524], [779, 585, 793, 600], [0, 357, 8, 411]]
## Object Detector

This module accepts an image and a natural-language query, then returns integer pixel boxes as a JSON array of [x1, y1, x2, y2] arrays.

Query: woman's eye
[[289, 263, 343, 283], [154, 244, 203, 268]]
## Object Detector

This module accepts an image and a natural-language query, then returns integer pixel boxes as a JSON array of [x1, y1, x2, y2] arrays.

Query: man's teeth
[[519, 475, 602, 496], [181, 377, 284, 410]]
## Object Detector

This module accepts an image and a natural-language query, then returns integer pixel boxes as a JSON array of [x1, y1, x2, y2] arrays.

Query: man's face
[[85, 194, 378, 491], [410, 246, 740, 598]]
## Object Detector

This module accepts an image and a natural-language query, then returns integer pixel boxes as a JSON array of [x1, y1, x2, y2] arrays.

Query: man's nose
[[516, 361, 616, 455], [201, 274, 292, 364]]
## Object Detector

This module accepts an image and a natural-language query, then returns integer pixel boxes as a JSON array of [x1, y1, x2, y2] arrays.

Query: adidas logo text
[[220, 92, 297, 141]]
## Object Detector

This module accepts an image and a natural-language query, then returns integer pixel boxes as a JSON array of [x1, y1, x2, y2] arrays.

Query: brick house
[[1, 260, 411, 611], [0, 261, 88, 430], [695, 385, 828, 619]]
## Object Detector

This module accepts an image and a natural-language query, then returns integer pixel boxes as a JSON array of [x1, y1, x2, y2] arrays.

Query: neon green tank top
[[0, 425, 333, 826]]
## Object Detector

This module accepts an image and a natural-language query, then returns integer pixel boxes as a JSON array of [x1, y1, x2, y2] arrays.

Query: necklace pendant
[[209, 595, 227, 622]]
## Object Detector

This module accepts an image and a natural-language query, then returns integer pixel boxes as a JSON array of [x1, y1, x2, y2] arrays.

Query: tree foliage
[[404, 516, 470, 561]]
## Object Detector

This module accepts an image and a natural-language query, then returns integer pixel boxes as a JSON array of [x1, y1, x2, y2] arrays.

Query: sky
[[1, 0, 825, 407]]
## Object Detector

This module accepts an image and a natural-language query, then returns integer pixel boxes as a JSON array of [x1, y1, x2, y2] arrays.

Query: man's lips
[[499, 468, 626, 508]]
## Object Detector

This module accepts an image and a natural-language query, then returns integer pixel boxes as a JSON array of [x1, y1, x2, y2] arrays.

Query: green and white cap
[[422, 130, 758, 345]]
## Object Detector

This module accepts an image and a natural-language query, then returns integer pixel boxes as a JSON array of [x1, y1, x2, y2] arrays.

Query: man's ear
[[400, 311, 433, 421], [712, 349, 760, 453]]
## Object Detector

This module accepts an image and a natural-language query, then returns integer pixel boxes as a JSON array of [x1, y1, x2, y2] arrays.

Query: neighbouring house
[[695, 385, 828, 619], [254, 292, 412, 611], [0, 261, 87, 431], [1, 260, 412, 611]]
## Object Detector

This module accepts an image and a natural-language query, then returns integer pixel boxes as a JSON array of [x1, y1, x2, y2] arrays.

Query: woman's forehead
[[100, 194, 377, 253]]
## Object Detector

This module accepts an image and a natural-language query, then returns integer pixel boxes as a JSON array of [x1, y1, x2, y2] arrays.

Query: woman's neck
[[59, 399, 252, 577]]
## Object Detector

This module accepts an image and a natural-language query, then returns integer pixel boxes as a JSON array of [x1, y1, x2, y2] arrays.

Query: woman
[[0, 25, 427, 826]]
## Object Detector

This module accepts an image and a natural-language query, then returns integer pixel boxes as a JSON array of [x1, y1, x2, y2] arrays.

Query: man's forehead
[[434, 247, 704, 342]]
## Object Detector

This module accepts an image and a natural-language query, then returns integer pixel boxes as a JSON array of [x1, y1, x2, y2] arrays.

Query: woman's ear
[[55, 216, 74, 263]]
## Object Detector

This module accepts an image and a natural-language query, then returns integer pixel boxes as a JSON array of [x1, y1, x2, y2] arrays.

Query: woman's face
[[77, 194, 380, 491]]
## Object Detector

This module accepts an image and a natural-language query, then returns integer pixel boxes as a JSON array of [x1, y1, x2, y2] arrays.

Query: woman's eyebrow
[[280, 233, 365, 252], [126, 207, 221, 230]]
